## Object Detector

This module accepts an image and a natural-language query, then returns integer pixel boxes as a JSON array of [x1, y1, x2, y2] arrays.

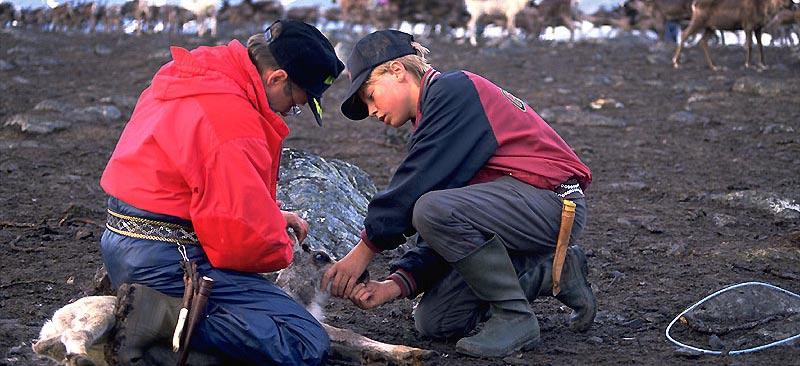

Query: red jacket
[[101, 40, 293, 273]]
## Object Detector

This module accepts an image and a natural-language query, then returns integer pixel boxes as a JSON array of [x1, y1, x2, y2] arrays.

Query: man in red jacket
[[100, 20, 343, 365]]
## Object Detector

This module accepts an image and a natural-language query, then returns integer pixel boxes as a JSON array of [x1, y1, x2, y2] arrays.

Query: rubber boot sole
[[456, 332, 541, 358]]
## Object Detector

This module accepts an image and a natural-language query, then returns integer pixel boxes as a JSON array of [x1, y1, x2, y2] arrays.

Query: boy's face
[[358, 63, 417, 128]]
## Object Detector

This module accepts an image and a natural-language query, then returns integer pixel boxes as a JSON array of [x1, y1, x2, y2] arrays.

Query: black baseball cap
[[340, 30, 416, 121], [265, 20, 344, 126]]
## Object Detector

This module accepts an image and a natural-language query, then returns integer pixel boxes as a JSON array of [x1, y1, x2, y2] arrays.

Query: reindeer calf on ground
[[32, 236, 353, 365]]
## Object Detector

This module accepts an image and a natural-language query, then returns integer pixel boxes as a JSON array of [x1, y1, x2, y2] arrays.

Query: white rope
[[665, 281, 800, 355]]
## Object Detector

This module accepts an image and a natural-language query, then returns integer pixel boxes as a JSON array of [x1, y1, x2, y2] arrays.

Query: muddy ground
[[1, 28, 799, 365]]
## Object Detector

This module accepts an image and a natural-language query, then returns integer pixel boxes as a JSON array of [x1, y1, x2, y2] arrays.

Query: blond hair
[[365, 42, 431, 87]]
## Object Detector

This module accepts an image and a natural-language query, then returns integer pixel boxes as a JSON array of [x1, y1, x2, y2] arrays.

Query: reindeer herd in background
[[0, 0, 798, 68]]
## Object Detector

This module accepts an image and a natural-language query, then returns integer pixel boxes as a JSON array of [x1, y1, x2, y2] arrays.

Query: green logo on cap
[[324, 76, 336, 85], [313, 98, 322, 115]]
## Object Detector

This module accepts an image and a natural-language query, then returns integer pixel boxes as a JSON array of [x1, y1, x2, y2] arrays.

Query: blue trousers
[[100, 197, 329, 366]]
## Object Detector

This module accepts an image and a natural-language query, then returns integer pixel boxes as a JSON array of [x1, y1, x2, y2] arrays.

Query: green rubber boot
[[107, 284, 181, 366], [453, 236, 541, 358], [516, 246, 597, 332]]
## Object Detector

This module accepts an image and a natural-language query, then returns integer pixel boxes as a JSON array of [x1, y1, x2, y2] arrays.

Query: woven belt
[[106, 209, 199, 245], [555, 179, 584, 199]]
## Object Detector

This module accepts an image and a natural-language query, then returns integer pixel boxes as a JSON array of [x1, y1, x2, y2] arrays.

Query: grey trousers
[[410, 176, 587, 338]]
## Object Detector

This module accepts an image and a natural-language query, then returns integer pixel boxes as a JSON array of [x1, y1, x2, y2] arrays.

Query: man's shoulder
[[182, 95, 278, 147]]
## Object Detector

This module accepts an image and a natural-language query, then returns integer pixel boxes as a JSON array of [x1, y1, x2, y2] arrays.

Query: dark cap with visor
[[340, 30, 416, 121], [265, 20, 344, 126]]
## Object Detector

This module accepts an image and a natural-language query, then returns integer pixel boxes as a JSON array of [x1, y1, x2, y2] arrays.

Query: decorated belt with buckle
[[106, 209, 199, 245], [555, 179, 584, 199]]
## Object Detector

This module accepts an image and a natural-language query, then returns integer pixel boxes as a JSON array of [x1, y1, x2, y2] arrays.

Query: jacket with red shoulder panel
[[101, 40, 293, 273], [361, 69, 592, 298]]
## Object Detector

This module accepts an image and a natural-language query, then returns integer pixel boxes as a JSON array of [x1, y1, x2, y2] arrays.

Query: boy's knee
[[413, 303, 472, 339], [413, 305, 445, 338], [412, 191, 454, 236]]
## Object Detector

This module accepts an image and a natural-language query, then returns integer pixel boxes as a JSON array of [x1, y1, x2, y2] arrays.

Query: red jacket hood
[[149, 40, 288, 137]]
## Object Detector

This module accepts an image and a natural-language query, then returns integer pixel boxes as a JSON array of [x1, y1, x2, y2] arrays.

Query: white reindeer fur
[[33, 296, 116, 365]]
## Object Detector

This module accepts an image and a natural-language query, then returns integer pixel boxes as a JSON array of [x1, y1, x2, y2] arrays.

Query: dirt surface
[[1, 29, 799, 365]]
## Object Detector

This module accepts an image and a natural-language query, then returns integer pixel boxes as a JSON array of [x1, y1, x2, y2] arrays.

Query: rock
[[617, 214, 659, 231], [501, 355, 529, 365], [616, 217, 633, 227], [711, 190, 800, 220], [12, 56, 62, 67], [99, 95, 139, 110], [685, 92, 735, 113], [78, 105, 123, 121], [667, 111, 710, 125], [8, 344, 24, 355], [4, 114, 71, 134], [587, 336, 603, 345], [94, 44, 112, 56], [12, 76, 30, 84], [646, 53, 670, 65], [608, 181, 647, 191], [539, 106, 627, 128], [672, 81, 709, 94], [686, 92, 729, 104], [666, 241, 688, 256], [277, 148, 377, 260], [644, 312, 662, 323], [674, 347, 703, 358], [148, 49, 172, 60], [543, 76, 555, 83], [34, 99, 75, 113], [731, 76, 789, 96], [75, 229, 92, 240], [762, 124, 795, 134], [708, 334, 726, 351], [6, 46, 35, 55], [496, 37, 525, 50], [589, 98, 624, 110], [0, 59, 14, 71], [0, 161, 19, 172], [711, 213, 737, 227], [593, 75, 613, 86], [643, 80, 664, 88]]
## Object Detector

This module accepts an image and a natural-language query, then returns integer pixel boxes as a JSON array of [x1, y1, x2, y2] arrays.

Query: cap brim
[[308, 96, 324, 126], [340, 69, 372, 121]]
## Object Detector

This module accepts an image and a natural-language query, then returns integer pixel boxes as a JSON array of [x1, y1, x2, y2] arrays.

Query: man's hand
[[348, 280, 402, 310], [322, 240, 375, 297], [281, 211, 308, 244]]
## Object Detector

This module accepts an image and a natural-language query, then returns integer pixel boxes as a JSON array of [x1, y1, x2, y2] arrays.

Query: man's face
[[263, 70, 308, 117]]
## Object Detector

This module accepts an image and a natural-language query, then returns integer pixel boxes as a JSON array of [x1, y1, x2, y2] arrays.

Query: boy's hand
[[281, 211, 308, 244], [348, 280, 402, 310], [322, 240, 375, 297]]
